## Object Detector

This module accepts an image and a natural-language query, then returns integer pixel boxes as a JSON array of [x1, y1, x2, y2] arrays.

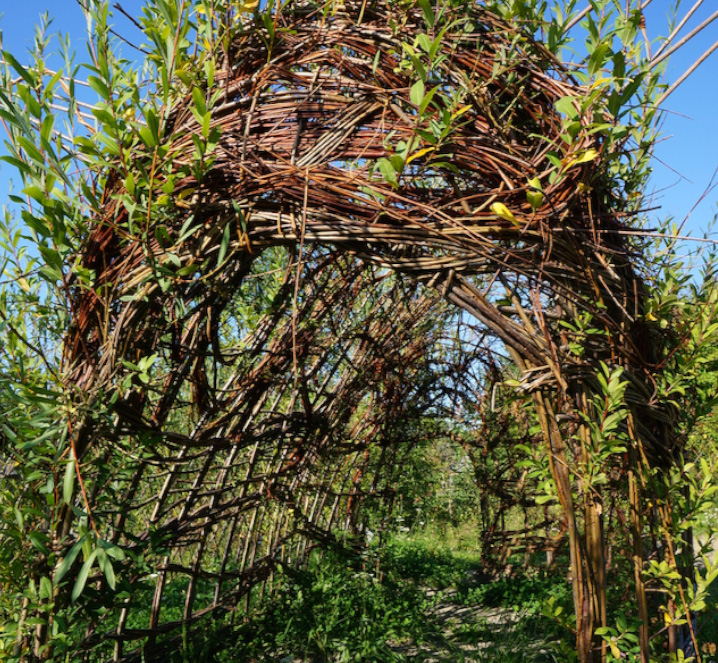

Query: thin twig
[[656, 37, 718, 106]]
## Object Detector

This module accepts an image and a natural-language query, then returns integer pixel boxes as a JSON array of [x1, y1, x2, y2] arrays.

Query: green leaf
[[40, 265, 64, 282], [1, 154, 32, 176], [25, 618, 47, 627], [217, 222, 231, 267], [100, 540, 127, 562], [63, 451, 75, 505], [546, 152, 562, 168], [40, 114, 55, 144], [527, 179, 543, 211], [87, 75, 111, 101], [22, 185, 47, 206], [192, 87, 207, 116], [377, 157, 398, 187], [620, 75, 644, 106], [39, 576, 53, 601], [29, 531, 50, 555], [97, 132, 122, 155], [125, 172, 135, 197], [555, 95, 579, 120], [2, 51, 35, 86], [202, 112, 212, 139], [389, 154, 405, 172], [38, 245, 63, 270], [588, 43, 612, 77], [410, 80, 425, 107], [416, 34, 432, 54], [145, 108, 160, 144], [262, 11, 275, 40], [419, 86, 439, 115], [401, 42, 416, 57], [139, 126, 156, 148], [416, 0, 435, 27], [204, 59, 215, 89], [55, 539, 85, 585], [72, 550, 98, 602], [138, 354, 158, 372], [103, 557, 116, 590], [409, 55, 427, 83], [178, 214, 199, 241]]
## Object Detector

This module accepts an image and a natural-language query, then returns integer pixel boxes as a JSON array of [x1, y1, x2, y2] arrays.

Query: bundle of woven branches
[[70, 0, 646, 385]]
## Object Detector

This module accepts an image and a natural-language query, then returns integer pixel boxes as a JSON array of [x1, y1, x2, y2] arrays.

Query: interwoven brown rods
[[57, 1, 673, 660], [69, 1, 643, 381]]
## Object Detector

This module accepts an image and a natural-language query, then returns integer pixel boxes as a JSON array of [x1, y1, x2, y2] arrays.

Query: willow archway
[[6, 1, 690, 661]]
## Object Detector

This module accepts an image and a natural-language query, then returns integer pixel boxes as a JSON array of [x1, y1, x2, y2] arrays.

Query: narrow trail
[[388, 586, 554, 663], [273, 563, 560, 663]]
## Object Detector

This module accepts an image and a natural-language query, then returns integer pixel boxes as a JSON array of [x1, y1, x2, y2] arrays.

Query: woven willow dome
[[47, 0, 675, 660]]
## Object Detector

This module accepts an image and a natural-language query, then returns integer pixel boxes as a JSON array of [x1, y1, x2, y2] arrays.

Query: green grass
[[167, 548, 441, 663], [380, 535, 478, 588], [40, 525, 583, 662], [63, 526, 576, 662], [144, 534, 571, 662], [167, 534, 572, 663]]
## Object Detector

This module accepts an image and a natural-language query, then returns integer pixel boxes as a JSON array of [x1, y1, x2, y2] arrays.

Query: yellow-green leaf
[[406, 147, 435, 164], [451, 105, 472, 120], [527, 190, 543, 211], [177, 187, 197, 201], [567, 148, 599, 168], [490, 202, 519, 227], [528, 177, 542, 191], [235, 0, 259, 11]]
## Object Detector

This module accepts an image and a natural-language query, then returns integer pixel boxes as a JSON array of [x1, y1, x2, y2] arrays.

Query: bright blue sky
[[1, 0, 717, 238]]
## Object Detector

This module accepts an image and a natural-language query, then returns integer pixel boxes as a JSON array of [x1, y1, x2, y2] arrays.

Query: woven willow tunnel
[[51, 1, 676, 661]]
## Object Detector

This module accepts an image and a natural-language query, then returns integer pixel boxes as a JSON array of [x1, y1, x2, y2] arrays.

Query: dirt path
[[274, 570, 558, 663], [387, 587, 552, 663]]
